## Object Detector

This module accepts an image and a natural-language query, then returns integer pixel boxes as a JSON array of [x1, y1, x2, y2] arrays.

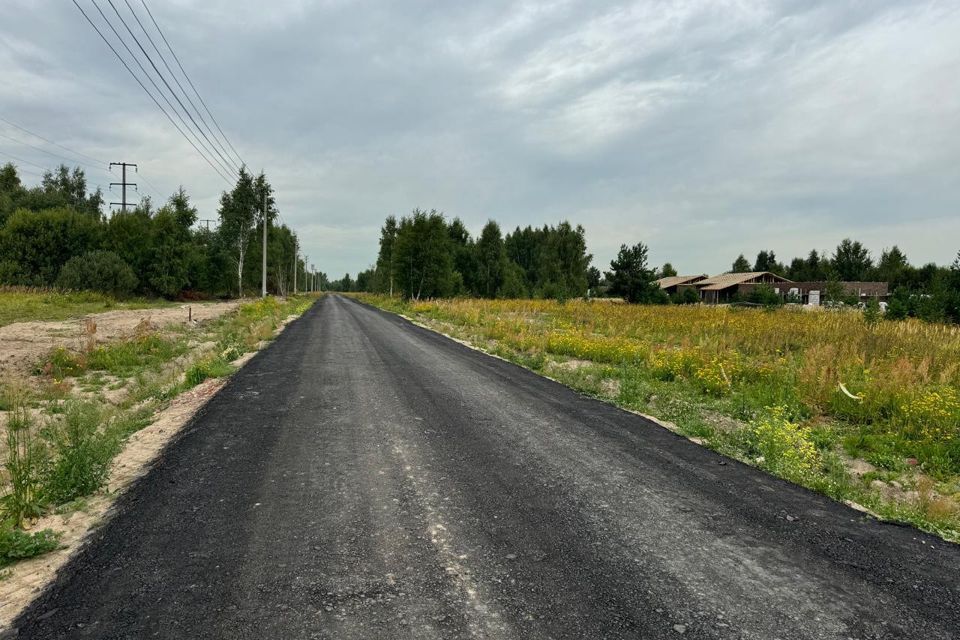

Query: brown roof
[[656, 275, 707, 289], [697, 272, 792, 291]]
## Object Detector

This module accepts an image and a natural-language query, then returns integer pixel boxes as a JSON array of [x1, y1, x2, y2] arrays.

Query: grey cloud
[[2, 0, 957, 277]]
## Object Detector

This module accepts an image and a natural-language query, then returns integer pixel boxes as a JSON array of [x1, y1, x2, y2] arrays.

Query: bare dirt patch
[[0, 302, 238, 380]]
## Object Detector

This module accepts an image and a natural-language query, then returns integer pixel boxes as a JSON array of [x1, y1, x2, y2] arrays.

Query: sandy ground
[[0, 313, 299, 630], [0, 302, 238, 381]]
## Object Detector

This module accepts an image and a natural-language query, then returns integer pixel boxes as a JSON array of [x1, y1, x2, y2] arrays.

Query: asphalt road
[[13, 295, 960, 639]]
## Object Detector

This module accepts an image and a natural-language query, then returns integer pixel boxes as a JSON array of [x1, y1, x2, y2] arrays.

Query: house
[[655, 274, 707, 296], [694, 272, 791, 304]]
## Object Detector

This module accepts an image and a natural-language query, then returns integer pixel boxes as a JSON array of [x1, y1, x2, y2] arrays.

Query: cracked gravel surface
[[12, 295, 960, 639]]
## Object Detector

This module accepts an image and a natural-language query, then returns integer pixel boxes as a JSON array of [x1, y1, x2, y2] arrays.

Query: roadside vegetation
[[0, 163, 321, 299], [0, 293, 316, 568], [0, 288, 173, 328], [360, 295, 960, 542]]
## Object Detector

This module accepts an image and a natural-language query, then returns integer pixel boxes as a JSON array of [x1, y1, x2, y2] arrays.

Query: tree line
[[0, 162, 315, 298], [726, 239, 960, 322], [340, 209, 593, 301]]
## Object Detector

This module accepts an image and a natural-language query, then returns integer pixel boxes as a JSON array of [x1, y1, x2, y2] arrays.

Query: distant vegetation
[[330, 210, 592, 302], [0, 163, 309, 299], [332, 210, 960, 324]]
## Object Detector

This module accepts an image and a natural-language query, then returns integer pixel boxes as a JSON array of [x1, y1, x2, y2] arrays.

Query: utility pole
[[109, 162, 137, 213], [292, 237, 297, 295], [261, 190, 268, 298]]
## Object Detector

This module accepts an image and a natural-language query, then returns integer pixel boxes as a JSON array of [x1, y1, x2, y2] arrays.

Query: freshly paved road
[[13, 295, 960, 639]]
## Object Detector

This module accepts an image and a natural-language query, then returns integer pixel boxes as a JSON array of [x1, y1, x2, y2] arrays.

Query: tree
[[731, 254, 751, 273], [217, 168, 258, 296], [606, 242, 664, 304], [375, 215, 398, 295], [831, 239, 872, 281], [393, 209, 457, 300], [753, 250, 785, 275], [447, 217, 475, 296], [146, 190, 198, 297], [874, 246, 910, 289], [475, 220, 508, 298], [659, 262, 677, 278], [587, 266, 602, 292]]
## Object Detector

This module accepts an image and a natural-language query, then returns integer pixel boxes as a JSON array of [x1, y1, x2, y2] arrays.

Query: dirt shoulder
[[0, 303, 305, 629], [0, 302, 238, 381]]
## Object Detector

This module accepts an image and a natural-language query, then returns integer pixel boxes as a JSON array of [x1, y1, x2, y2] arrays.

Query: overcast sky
[[2, 1, 958, 277]]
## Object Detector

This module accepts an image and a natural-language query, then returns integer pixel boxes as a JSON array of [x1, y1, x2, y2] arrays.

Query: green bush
[[44, 401, 117, 504], [750, 407, 820, 482], [56, 250, 137, 296], [0, 527, 60, 567], [184, 357, 233, 388]]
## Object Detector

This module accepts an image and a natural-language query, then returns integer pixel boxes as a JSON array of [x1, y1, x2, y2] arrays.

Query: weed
[[0, 527, 60, 567], [184, 357, 234, 388], [43, 400, 117, 504], [1, 387, 48, 526]]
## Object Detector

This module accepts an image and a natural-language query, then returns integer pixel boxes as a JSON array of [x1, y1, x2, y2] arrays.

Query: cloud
[[1, 0, 957, 277]]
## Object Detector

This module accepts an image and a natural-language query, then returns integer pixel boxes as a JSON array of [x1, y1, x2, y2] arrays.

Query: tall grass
[[1, 386, 47, 526]]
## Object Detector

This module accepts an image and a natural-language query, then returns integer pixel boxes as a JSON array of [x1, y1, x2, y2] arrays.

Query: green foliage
[[831, 238, 873, 281], [0, 527, 60, 567], [731, 254, 751, 273], [1, 388, 48, 526], [746, 284, 782, 307], [393, 209, 458, 299], [863, 297, 881, 326], [606, 242, 665, 304], [86, 334, 183, 377], [41, 347, 85, 379], [44, 401, 117, 504], [749, 407, 821, 482], [0, 162, 300, 299], [184, 356, 233, 387], [56, 250, 138, 296], [0, 207, 102, 285]]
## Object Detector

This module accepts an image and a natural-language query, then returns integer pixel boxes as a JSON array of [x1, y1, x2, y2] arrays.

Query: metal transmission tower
[[109, 161, 138, 213]]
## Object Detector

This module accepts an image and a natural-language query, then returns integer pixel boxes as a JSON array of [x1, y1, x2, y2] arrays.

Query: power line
[[0, 149, 49, 172], [106, 0, 238, 180], [0, 130, 107, 173], [0, 115, 109, 166], [138, 0, 246, 169], [121, 0, 240, 176], [72, 0, 233, 185]]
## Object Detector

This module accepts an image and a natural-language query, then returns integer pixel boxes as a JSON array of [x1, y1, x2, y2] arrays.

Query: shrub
[[750, 407, 820, 482], [0, 527, 60, 567], [44, 401, 117, 504], [56, 250, 137, 296], [747, 284, 782, 307]]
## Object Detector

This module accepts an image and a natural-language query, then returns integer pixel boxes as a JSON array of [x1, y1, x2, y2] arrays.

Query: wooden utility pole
[[261, 190, 268, 298], [292, 237, 297, 295], [109, 162, 137, 213]]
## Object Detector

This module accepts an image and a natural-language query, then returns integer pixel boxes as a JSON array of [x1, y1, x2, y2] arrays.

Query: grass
[[358, 294, 960, 542], [0, 294, 318, 569], [0, 289, 174, 327]]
